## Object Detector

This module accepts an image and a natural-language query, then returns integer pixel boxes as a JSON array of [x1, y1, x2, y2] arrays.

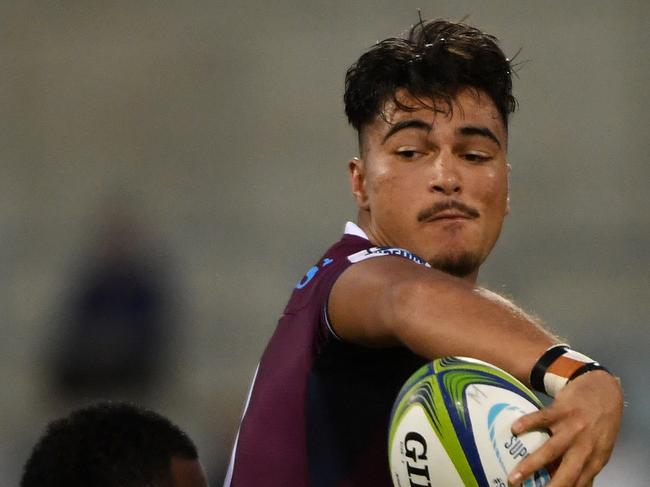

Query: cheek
[[369, 162, 424, 198], [366, 168, 422, 229], [367, 167, 402, 201], [477, 169, 509, 212], [373, 176, 422, 225]]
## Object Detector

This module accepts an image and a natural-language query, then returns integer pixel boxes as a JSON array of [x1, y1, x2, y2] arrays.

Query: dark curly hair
[[21, 402, 198, 487], [344, 18, 516, 139]]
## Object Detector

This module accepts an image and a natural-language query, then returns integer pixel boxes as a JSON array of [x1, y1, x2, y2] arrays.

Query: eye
[[395, 149, 423, 160], [464, 152, 491, 163]]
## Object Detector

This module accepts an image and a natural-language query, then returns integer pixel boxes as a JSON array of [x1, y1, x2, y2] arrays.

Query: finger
[[508, 430, 571, 485], [576, 471, 595, 487], [512, 407, 556, 435], [544, 443, 590, 487], [574, 456, 606, 487]]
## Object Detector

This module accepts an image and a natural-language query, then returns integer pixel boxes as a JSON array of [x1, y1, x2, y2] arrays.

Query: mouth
[[426, 210, 476, 222], [417, 200, 481, 224]]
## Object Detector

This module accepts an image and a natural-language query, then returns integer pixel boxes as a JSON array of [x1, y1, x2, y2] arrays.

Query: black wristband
[[530, 344, 568, 394]]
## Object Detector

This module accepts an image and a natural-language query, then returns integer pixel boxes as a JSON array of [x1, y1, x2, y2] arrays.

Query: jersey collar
[[344, 221, 369, 240]]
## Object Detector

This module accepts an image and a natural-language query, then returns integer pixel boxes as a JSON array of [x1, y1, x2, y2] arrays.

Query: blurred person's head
[[344, 18, 515, 279], [21, 402, 208, 487]]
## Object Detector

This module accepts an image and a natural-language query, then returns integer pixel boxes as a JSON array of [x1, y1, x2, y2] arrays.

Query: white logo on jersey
[[347, 247, 431, 267]]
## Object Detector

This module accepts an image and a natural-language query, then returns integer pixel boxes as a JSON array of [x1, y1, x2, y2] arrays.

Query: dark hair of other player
[[344, 18, 517, 149], [21, 402, 206, 487]]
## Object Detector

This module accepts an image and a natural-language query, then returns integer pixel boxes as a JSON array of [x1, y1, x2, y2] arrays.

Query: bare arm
[[328, 255, 557, 384], [329, 255, 624, 487]]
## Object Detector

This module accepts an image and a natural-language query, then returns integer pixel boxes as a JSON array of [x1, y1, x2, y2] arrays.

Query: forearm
[[389, 276, 558, 385], [386, 271, 622, 487]]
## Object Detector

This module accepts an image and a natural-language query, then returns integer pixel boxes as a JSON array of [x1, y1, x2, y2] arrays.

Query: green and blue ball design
[[389, 357, 551, 487]]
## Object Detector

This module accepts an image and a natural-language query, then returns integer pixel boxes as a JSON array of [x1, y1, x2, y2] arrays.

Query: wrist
[[530, 343, 610, 397]]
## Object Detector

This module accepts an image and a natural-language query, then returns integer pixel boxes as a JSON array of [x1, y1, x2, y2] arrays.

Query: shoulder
[[295, 235, 372, 288]]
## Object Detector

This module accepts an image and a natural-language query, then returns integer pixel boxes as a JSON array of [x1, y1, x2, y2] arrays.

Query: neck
[[356, 210, 480, 284]]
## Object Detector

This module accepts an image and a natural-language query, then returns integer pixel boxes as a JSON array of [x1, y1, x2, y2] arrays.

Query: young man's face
[[349, 88, 510, 281]]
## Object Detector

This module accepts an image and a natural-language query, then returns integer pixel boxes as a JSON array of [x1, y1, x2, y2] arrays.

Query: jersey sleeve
[[283, 241, 432, 348], [322, 245, 432, 341]]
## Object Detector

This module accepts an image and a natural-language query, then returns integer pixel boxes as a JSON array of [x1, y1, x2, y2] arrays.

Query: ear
[[505, 162, 512, 215], [348, 157, 370, 210]]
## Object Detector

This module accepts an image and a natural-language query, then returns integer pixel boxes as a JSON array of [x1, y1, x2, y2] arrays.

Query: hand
[[507, 370, 623, 487]]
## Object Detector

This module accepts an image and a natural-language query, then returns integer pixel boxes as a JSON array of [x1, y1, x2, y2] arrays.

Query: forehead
[[366, 88, 507, 144]]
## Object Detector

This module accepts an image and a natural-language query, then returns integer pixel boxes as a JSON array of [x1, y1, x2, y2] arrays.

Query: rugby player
[[21, 402, 209, 487], [225, 18, 623, 487]]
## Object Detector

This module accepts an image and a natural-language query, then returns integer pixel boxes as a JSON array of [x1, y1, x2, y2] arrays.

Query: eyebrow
[[381, 119, 502, 149], [458, 125, 502, 148], [381, 119, 432, 143]]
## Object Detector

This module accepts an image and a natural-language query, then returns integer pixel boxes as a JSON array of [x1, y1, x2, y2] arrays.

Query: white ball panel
[[390, 404, 465, 487], [466, 384, 550, 486]]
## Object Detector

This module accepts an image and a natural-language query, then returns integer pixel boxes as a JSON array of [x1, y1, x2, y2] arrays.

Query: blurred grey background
[[1, 0, 648, 485]]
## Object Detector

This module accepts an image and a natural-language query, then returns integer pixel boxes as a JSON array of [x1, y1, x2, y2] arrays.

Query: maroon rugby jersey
[[225, 223, 429, 486]]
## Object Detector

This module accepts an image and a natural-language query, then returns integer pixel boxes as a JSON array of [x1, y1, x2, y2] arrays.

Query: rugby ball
[[388, 357, 551, 487]]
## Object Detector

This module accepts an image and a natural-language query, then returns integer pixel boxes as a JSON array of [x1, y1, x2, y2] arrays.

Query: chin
[[428, 251, 481, 278]]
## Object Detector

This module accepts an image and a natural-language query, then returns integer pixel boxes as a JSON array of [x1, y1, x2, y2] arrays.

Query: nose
[[429, 153, 461, 195]]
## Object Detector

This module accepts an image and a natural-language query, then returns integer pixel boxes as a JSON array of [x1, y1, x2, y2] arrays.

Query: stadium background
[[1, 1, 648, 484]]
